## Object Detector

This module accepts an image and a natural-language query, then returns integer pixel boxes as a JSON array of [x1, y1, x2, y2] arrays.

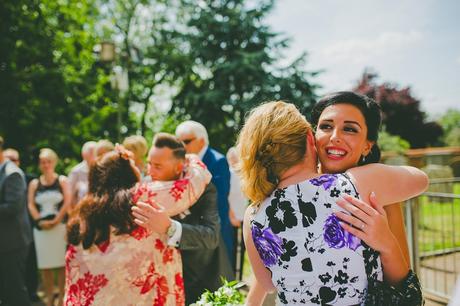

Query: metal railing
[[405, 178, 460, 305]]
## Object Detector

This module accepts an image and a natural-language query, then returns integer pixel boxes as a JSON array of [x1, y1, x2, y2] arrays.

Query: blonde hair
[[236, 101, 311, 205], [39, 148, 58, 163], [122, 135, 148, 161], [95, 139, 115, 158]]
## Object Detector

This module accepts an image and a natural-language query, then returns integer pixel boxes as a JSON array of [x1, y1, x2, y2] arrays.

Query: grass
[[417, 183, 460, 253]]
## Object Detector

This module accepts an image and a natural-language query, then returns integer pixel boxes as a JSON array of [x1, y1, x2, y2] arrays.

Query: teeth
[[327, 149, 345, 156]]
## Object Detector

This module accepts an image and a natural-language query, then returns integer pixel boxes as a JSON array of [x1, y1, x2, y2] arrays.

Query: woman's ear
[[363, 141, 374, 156], [307, 130, 316, 150]]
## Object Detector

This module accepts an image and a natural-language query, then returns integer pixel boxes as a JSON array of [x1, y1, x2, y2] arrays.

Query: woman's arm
[[133, 154, 212, 217], [334, 193, 409, 285], [55, 175, 71, 223], [385, 203, 410, 266], [27, 179, 41, 221], [243, 207, 276, 293], [246, 279, 268, 306], [347, 164, 429, 206]]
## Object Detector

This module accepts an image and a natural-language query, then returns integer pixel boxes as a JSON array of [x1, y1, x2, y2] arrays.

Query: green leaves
[[191, 278, 246, 306]]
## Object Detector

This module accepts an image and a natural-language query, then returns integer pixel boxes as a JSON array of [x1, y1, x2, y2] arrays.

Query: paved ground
[[420, 252, 460, 305]]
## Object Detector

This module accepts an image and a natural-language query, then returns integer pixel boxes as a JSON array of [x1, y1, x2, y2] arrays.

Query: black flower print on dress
[[266, 189, 297, 234], [301, 257, 313, 272], [280, 239, 298, 262], [329, 187, 341, 198], [297, 185, 317, 227], [334, 270, 349, 285]]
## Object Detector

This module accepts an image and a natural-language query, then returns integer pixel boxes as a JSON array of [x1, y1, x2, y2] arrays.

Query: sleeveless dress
[[33, 177, 67, 269], [251, 174, 383, 305]]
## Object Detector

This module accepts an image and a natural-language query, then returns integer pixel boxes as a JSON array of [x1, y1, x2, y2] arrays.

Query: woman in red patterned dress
[[64, 147, 210, 306]]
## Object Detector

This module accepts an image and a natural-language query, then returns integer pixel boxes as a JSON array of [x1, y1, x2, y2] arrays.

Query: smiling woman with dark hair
[[238, 101, 427, 305]]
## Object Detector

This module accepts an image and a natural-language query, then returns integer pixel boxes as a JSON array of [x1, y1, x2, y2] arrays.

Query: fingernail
[[370, 191, 376, 198]]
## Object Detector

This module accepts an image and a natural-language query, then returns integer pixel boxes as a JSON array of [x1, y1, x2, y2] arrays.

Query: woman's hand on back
[[334, 192, 399, 255]]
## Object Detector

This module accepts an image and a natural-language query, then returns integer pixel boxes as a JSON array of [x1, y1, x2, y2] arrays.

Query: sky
[[266, 0, 460, 118]]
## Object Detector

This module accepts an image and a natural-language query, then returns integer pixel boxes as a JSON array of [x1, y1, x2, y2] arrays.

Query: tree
[[170, 0, 319, 151], [97, 0, 192, 137], [438, 109, 460, 147], [0, 0, 115, 172], [354, 71, 443, 148], [378, 128, 410, 154]]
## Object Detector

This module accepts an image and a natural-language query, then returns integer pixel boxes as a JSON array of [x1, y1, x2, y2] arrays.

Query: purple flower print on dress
[[310, 174, 338, 190], [251, 222, 283, 267], [323, 214, 360, 251]]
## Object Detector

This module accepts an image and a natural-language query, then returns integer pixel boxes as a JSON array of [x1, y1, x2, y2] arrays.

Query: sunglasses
[[182, 138, 196, 145]]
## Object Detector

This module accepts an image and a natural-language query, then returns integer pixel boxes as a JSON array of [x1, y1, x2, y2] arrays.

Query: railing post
[[405, 198, 420, 274]]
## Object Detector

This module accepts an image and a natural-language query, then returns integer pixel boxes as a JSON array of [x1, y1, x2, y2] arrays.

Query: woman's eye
[[344, 126, 358, 133], [318, 123, 332, 130]]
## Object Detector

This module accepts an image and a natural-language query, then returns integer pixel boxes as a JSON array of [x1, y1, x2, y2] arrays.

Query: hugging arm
[[335, 193, 410, 285], [243, 207, 276, 294]]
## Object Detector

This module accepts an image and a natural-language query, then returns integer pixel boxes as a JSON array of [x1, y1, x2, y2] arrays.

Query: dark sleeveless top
[[34, 177, 64, 219]]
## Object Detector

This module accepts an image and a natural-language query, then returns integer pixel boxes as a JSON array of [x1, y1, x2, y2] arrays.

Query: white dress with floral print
[[251, 174, 383, 305]]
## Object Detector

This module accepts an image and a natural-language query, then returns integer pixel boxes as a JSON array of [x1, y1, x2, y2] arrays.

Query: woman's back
[[251, 174, 382, 305], [65, 228, 184, 306]]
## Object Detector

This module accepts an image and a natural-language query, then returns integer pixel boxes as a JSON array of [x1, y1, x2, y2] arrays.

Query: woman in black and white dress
[[28, 148, 70, 306]]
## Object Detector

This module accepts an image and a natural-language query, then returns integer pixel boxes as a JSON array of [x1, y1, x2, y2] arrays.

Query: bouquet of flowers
[[191, 279, 246, 306]]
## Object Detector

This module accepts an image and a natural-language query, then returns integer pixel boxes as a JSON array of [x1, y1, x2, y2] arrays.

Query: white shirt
[[228, 169, 248, 221]]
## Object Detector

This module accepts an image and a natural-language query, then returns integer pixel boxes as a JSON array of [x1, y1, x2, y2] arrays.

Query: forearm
[[380, 235, 410, 286], [246, 280, 268, 306], [28, 204, 41, 221]]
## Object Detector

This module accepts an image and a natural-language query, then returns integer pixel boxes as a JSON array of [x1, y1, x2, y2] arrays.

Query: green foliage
[[1, 0, 320, 172], [171, 0, 319, 152], [0, 0, 117, 173], [192, 278, 245, 306], [378, 127, 410, 154], [437, 109, 460, 146]]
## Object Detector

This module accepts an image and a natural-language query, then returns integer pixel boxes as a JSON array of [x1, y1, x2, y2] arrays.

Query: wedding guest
[[238, 101, 427, 305], [176, 121, 234, 267], [133, 133, 234, 304], [123, 135, 148, 177], [65, 145, 211, 305], [68, 141, 96, 208], [0, 136, 32, 306], [28, 148, 70, 306]]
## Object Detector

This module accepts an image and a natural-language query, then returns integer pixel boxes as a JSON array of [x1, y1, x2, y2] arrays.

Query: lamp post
[[96, 41, 129, 141]]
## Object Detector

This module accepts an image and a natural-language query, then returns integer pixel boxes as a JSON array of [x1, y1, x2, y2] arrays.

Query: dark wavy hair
[[67, 150, 139, 249], [310, 91, 382, 165]]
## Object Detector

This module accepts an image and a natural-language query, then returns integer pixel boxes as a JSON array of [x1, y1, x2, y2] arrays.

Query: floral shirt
[[64, 154, 211, 306], [131, 154, 211, 217], [251, 174, 383, 305], [65, 230, 184, 306]]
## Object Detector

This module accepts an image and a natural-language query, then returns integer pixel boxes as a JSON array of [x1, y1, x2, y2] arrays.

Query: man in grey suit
[[132, 133, 233, 305], [0, 136, 32, 306]]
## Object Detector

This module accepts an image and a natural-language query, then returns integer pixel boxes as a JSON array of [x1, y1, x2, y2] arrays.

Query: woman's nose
[[330, 128, 342, 143]]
